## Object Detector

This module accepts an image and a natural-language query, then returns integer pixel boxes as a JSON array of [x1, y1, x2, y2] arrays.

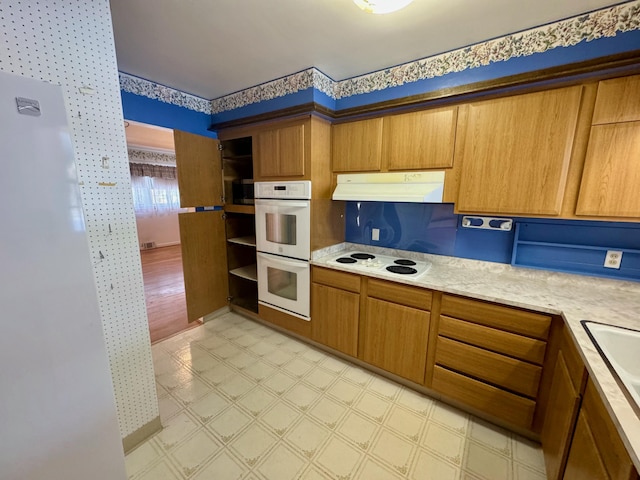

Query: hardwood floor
[[140, 244, 201, 343]]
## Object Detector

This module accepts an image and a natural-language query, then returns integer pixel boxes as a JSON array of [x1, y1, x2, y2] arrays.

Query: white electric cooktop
[[326, 251, 431, 278]]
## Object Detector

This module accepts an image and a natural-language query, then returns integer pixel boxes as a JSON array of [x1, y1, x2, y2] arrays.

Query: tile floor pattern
[[126, 312, 547, 480]]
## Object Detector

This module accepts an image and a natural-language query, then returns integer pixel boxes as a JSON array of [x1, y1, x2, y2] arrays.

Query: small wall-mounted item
[[461, 216, 513, 232]]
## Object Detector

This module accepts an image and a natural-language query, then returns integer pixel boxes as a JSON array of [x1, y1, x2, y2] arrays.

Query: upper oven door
[[255, 199, 310, 260]]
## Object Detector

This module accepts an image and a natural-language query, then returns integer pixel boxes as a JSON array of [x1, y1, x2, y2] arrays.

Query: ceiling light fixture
[[353, 0, 414, 14]]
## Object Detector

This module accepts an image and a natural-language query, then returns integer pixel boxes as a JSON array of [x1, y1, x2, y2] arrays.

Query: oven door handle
[[255, 199, 309, 208], [257, 253, 309, 268]]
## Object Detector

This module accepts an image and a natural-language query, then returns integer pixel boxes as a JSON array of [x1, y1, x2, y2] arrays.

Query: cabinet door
[[332, 118, 383, 172], [541, 350, 582, 480], [311, 283, 359, 356], [456, 86, 583, 215], [277, 124, 305, 176], [383, 107, 457, 170], [256, 123, 305, 178], [174, 130, 223, 208], [563, 411, 609, 480], [255, 129, 279, 178], [361, 298, 430, 383], [575, 121, 640, 217], [179, 210, 229, 322], [592, 75, 640, 124]]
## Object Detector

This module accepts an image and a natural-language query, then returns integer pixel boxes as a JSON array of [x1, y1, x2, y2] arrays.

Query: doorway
[[125, 120, 200, 342]]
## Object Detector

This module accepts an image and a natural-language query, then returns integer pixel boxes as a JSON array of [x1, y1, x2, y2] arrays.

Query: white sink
[[583, 321, 640, 411]]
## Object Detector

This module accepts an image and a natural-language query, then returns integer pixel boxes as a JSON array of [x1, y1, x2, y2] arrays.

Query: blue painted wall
[[121, 91, 216, 138], [209, 29, 640, 124], [345, 202, 640, 281]]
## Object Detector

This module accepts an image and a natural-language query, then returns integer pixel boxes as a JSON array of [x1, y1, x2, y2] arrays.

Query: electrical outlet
[[372, 228, 380, 241], [604, 250, 623, 269]]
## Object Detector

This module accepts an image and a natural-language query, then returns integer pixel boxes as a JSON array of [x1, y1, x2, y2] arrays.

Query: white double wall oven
[[255, 181, 312, 320]]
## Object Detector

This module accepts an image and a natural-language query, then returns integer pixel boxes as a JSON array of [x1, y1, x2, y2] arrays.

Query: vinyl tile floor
[[126, 312, 547, 480]]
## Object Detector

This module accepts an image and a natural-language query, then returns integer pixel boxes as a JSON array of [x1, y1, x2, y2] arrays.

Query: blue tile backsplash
[[345, 201, 640, 281]]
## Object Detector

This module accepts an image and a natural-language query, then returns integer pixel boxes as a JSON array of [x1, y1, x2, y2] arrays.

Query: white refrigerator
[[0, 72, 127, 478]]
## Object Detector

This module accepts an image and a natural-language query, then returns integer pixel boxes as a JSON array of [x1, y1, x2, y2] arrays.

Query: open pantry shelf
[[227, 236, 256, 247], [229, 264, 257, 282]]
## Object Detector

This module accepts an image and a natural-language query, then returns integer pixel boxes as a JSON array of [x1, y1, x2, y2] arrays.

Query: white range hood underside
[[332, 171, 445, 203]]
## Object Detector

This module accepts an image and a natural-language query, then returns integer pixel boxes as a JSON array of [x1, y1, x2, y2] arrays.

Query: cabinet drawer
[[441, 294, 551, 340], [436, 336, 542, 398], [368, 278, 432, 310], [439, 315, 547, 365], [312, 267, 361, 293], [432, 366, 536, 429]]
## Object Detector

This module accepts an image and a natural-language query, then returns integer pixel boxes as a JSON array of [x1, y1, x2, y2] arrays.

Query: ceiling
[[109, 0, 625, 101], [125, 121, 175, 152]]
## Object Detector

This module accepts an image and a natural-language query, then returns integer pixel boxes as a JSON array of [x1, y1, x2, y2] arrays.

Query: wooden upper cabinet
[[383, 107, 457, 170], [255, 122, 305, 178], [455, 86, 583, 215], [332, 117, 383, 172], [592, 74, 640, 125], [332, 108, 457, 173], [576, 121, 640, 217], [173, 130, 224, 208], [174, 130, 223, 208]]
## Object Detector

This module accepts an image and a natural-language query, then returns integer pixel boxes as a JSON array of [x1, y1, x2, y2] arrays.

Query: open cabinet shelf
[[229, 264, 257, 282], [227, 235, 256, 247], [224, 204, 255, 215]]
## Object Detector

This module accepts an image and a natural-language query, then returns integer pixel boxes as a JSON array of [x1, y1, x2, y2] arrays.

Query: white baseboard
[[156, 241, 180, 248]]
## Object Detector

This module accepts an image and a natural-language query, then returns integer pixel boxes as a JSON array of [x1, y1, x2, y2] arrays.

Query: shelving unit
[[511, 222, 640, 281], [222, 135, 258, 313]]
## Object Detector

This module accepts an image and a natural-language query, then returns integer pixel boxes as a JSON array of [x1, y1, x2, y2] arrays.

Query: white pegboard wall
[[0, 1, 158, 438]]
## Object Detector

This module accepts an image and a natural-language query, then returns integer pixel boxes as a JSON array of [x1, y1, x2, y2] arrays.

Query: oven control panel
[[255, 180, 311, 199]]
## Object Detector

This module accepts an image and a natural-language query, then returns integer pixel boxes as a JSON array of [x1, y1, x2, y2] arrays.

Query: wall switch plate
[[372, 228, 380, 241], [604, 250, 623, 269]]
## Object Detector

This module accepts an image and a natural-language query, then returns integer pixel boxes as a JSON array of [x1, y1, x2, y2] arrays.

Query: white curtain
[[131, 175, 184, 217]]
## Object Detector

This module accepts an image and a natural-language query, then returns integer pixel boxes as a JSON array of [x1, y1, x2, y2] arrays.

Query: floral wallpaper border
[[210, 0, 640, 113], [119, 1, 640, 115], [119, 73, 212, 114], [128, 148, 176, 166]]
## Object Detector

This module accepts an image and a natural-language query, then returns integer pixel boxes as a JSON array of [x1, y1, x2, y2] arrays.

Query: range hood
[[332, 171, 445, 203]]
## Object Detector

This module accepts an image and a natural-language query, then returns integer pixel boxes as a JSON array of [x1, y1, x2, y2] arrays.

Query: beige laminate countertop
[[312, 242, 640, 471]]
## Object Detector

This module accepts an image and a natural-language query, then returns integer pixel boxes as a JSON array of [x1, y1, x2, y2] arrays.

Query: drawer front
[[432, 366, 536, 429], [439, 315, 547, 365], [441, 294, 551, 340], [312, 266, 361, 293], [367, 278, 432, 310], [436, 336, 542, 398]]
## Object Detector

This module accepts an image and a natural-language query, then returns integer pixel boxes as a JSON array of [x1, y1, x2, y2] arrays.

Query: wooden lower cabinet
[[361, 297, 430, 383], [541, 350, 582, 480], [311, 267, 361, 356], [430, 294, 551, 430], [311, 283, 359, 357], [306, 267, 638, 479], [564, 379, 637, 480]]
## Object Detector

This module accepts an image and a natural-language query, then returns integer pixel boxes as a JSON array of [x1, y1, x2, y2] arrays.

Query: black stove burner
[[336, 257, 357, 264], [386, 265, 418, 275], [394, 259, 416, 266], [350, 253, 375, 260]]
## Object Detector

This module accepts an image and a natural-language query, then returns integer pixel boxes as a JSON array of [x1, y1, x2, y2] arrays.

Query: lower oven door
[[257, 252, 310, 320]]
